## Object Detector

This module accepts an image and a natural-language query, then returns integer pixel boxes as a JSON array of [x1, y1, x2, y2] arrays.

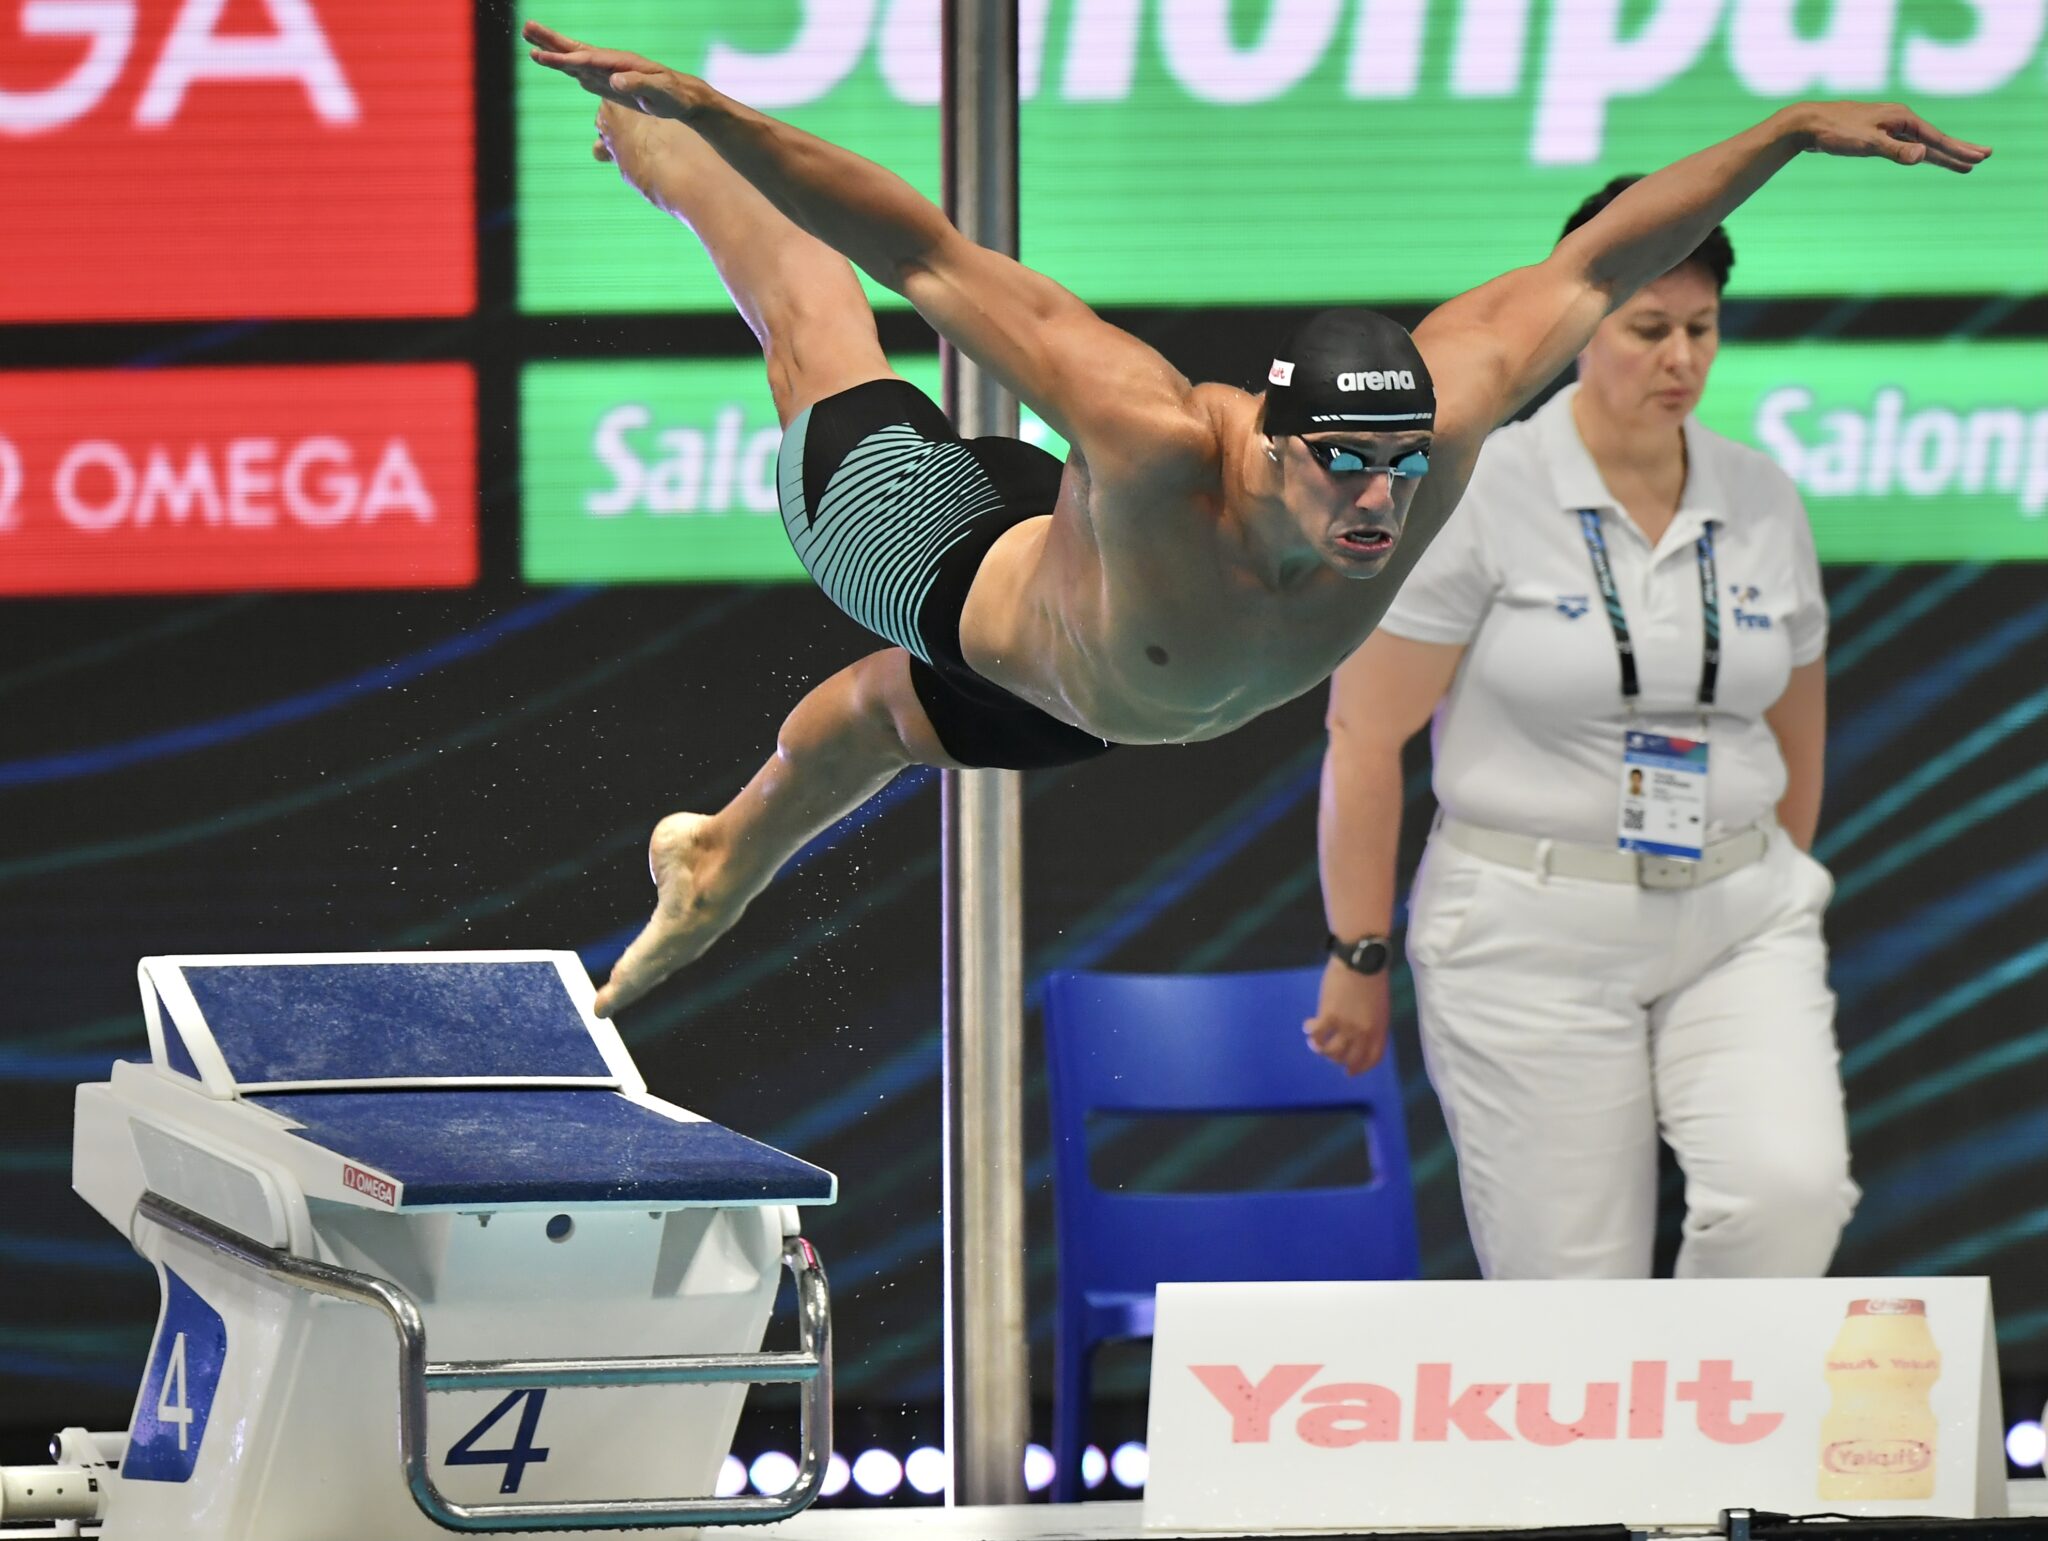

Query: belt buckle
[[1635, 852, 1701, 890]]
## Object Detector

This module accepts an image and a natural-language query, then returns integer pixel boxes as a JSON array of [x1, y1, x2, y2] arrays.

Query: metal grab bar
[[135, 1192, 832, 1531]]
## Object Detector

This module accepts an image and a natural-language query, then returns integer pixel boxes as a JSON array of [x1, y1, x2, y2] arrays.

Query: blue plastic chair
[[1042, 966, 1419, 1503]]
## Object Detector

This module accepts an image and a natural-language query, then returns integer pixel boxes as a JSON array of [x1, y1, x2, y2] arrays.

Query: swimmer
[[524, 20, 1989, 1017]]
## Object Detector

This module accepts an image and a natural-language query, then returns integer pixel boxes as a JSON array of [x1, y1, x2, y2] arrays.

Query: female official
[[1309, 181, 1859, 1279]]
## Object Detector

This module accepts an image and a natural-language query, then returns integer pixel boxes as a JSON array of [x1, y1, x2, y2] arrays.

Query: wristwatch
[[1326, 932, 1391, 976]]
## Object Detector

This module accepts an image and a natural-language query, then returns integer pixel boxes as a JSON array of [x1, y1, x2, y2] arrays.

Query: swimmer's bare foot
[[592, 812, 751, 1017], [591, 99, 686, 215]]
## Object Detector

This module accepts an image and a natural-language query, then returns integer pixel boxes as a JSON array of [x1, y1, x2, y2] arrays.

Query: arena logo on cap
[[1337, 370, 1417, 393]]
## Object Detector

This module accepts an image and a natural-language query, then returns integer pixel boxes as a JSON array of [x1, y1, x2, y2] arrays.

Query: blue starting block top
[[249, 1089, 834, 1208], [135, 952, 836, 1210], [158, 957, 616, 1088]]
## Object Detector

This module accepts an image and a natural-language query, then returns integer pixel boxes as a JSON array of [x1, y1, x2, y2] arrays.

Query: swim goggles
[[1303, 440, 1430, 479]]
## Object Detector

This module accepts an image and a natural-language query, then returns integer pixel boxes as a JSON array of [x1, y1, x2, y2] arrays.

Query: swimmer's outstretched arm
[[524, 21, 1207, 477], [1414, 102, 1991, 442]]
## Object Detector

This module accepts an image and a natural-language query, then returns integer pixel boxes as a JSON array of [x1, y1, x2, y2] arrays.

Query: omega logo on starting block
[[342, 1163, 398, 1207]]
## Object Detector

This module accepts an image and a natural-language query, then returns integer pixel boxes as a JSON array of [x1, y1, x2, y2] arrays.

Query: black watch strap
[[1326, 932, 1391, 975]]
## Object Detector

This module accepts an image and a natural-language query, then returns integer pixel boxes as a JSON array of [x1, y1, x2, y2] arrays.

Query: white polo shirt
[[1381, 383, 1828, 847]]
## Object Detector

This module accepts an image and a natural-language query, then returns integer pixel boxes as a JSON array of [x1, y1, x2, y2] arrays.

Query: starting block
[[5, 951, 836, 1538]]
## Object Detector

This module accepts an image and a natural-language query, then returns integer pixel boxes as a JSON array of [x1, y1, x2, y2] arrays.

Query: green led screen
[[524, 342, 2043, 583], [521, 358, 1069, 582], [517, 1, 2046, 314], [1696, 341, 2048, 564]]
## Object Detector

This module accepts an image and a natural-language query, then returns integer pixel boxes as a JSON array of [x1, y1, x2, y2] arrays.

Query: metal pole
[[939, 0, 1029, 1510]]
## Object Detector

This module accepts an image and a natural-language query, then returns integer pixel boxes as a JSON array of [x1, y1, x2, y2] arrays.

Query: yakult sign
[[0, 0, 473, 320], [519, 1, 2044, 311], [1146, 1277, 2005, 1530], [0, 365, 477, 594], [1190, 1357, 1784, 1448]]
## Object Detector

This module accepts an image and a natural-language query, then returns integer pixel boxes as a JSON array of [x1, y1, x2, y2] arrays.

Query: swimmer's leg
[[595, 647, 962, 1017], [595, 101, 898, 426]]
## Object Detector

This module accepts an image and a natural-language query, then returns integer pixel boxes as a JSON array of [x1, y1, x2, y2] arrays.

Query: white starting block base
[[11, 952, 839, 1539]]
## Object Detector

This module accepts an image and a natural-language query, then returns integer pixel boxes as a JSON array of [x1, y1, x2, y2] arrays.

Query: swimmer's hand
[[524, 20, 702, 122], [1779, 101, 1991, 173], [591, 813, 748, 1018], [1304, 957, 1390, 1077]]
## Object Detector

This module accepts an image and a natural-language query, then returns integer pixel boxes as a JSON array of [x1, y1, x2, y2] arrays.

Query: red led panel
[[0, 0, 473, 321], [0, 363, 477, 594]]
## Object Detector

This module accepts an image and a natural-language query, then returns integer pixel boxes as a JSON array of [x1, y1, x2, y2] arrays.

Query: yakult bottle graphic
[[1819, 1298, 1941, 1500]]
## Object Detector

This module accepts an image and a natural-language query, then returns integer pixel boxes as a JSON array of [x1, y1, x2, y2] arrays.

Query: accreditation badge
[[1618, 729, 1709, 861]]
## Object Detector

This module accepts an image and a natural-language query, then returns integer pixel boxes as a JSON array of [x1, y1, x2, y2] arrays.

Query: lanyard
[[1576, 509, 1720, 708]]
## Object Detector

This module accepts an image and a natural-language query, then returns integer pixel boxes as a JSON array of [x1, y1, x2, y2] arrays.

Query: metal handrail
[[135, 1191, 832, 1531]]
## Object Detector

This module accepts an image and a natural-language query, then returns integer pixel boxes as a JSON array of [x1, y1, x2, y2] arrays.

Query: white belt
[[1437, 816, 1770, 890]]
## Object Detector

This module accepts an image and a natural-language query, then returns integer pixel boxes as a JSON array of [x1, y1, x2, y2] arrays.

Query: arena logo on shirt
[[0, 0, 473, 321], [1555, 594, 1590, 619], [0, 364, 478, 595]]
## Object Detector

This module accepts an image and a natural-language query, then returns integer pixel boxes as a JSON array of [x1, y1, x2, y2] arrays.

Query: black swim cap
[[1261, 308, 1435, 439]]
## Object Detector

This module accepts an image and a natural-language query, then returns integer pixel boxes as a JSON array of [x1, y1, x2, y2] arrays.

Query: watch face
[[1353, 940, 1390, 974]]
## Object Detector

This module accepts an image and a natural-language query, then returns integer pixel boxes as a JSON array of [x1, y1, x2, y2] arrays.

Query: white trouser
[[1408, 822, 1860, 1280]]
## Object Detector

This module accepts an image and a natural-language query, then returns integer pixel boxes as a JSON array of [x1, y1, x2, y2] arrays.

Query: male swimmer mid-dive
[[524, 20, 1988, 1018]]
